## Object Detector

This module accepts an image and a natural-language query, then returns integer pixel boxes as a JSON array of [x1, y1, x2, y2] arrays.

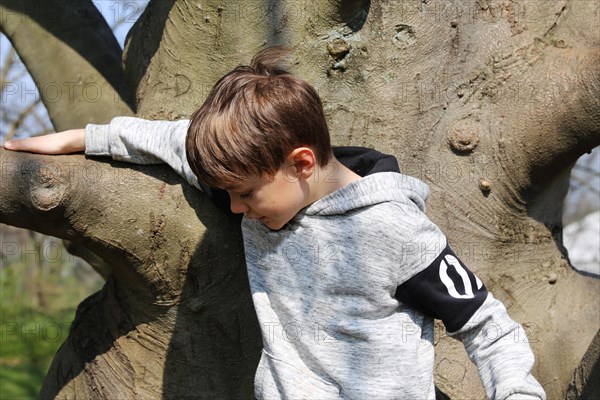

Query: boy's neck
[[307, 157, 362, 204]]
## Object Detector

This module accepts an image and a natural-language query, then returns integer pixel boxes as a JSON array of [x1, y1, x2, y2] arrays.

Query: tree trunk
[[0, 0, 598, 398]]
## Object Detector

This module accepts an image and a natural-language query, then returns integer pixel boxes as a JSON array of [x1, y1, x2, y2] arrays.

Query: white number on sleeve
[[439, 255, 483, 299]]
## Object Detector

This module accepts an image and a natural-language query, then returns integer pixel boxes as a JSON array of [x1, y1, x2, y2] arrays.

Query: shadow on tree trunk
[[565, 329, 600, 400]]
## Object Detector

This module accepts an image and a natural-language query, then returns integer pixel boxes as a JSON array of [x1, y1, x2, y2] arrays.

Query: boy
[[4, 47, 545, 399]]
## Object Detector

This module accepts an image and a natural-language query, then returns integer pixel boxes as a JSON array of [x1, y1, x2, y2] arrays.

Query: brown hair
[[186, 46, 331, 188]]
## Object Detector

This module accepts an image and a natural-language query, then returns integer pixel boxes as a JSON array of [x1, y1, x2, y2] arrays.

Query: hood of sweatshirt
[[303, 172, 429, 217]]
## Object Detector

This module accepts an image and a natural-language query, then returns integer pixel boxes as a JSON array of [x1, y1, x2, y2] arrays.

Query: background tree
[[0, 0, 598, 398]]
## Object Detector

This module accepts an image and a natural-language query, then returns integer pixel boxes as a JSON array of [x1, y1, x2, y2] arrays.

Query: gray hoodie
[[85, 117, 545, 400], [244, 171, 443, 399]]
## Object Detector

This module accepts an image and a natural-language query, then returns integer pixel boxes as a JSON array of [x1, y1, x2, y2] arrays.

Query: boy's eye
[[240, 191, 252, 200]]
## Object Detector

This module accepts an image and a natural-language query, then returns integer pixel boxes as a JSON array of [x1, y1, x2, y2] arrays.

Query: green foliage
[[0, 309, 71, 400], [0, 229, 103, 399]]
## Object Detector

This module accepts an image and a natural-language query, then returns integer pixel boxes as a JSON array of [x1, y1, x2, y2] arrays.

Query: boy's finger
[[4, 138, 44, 153], [4, 139, 30, 151], [3, 140, 19, 150]]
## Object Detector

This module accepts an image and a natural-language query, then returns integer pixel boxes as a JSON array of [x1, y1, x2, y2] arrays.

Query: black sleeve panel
[[333, 146, 401, 176], [202, 146, 400, 216], [395, 244, 488, 332]]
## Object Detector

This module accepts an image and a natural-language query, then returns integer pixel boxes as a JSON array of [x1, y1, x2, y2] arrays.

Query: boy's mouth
[[246, 214, 266, 222]]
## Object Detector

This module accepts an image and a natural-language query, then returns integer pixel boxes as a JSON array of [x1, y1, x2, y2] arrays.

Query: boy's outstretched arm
[[4, 117, 201, 190]]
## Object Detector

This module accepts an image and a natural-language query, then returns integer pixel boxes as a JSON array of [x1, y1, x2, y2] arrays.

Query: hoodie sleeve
[[396, 245, 545, 399], [85, 117, 201, 190], [450, 293, 546, 400]]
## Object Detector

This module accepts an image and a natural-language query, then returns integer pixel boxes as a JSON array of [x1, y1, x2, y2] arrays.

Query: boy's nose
[[229, 195, 249, 214]]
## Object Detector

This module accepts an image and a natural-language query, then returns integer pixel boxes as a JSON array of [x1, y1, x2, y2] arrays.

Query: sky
[[92, 0, 150, 48]]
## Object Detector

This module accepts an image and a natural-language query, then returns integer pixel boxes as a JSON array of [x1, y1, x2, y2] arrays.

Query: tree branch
[[0, 0, 135, 130], [0, 45, 15, 87]]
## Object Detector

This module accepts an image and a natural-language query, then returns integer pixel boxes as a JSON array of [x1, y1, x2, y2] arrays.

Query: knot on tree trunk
[[448, 119, 481, 154], [29, 160, 69, 211]]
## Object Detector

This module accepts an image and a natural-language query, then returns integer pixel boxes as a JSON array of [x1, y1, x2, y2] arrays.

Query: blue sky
[[93, 0, 150, 48]]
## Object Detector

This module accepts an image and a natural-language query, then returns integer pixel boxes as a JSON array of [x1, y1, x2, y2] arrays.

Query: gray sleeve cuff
[[84, 123, 111, 156]]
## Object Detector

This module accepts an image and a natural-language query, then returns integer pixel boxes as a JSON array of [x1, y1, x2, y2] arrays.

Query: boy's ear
[[287, 147, 316, 179]]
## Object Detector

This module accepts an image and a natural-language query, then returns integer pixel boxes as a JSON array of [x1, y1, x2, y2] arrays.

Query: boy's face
[[223, 165, 309, 230]]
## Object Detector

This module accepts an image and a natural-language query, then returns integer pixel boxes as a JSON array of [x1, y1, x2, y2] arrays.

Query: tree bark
[[0, 0, 598, 398]]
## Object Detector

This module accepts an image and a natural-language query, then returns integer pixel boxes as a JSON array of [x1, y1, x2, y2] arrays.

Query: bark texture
[[0, 0, 598, 398]]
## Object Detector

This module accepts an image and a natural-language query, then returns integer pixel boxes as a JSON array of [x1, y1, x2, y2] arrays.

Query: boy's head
[[186, 46, 332, 189]]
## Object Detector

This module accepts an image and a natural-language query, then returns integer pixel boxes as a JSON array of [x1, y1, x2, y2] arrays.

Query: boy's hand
[[3, 129, 85, 154]]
